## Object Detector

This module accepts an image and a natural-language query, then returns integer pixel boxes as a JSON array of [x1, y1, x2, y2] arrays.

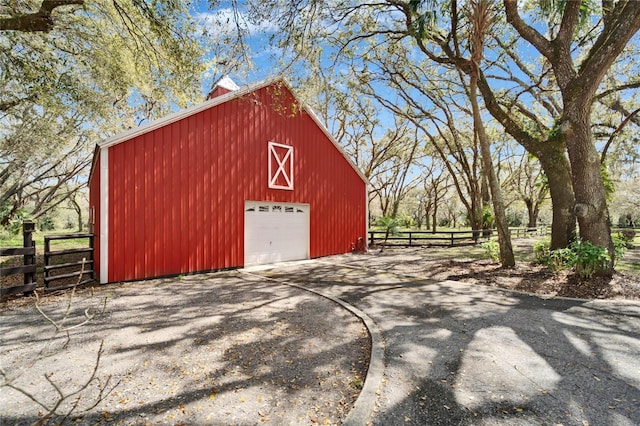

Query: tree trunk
[[524, 199, 539, 228], [536, 142, 576, 249], [465, 0, 514, 266], [70, 197, 83, 232], [425, 204, 432, 231], [481, 172, 490, 206], [469, 191, 484, 231], [1, 197, 21, 226], [563, 102, 614, 274], [470, 73, 515, 267], [432, 205, 437, 233], [500, 0, 640, 275], [472, 62, 576, 250], [390, 199, 400, 219]]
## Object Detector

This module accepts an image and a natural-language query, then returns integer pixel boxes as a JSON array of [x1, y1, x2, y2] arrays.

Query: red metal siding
[[206, 86, 233, 100], [104, 82, 366, 282]]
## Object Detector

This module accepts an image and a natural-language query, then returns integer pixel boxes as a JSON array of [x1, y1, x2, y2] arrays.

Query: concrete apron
[[249, 260, 640, 426]]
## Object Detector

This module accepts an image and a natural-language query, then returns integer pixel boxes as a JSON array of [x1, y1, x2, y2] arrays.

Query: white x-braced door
[[244, 201, 310, 266]]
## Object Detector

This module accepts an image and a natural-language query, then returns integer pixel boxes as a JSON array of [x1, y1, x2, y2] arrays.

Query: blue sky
[[194, 1, 284, 89]]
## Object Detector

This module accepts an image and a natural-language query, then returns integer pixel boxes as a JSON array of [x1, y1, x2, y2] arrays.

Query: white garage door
[[244, 201, 310, 266]]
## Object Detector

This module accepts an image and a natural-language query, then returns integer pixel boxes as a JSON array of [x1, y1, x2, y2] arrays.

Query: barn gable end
[[88, 77, 368, 284]]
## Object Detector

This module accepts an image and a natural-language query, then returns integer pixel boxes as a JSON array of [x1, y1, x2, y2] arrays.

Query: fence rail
[[44, 233, 95, 292], [612, 227, 639, 233], [368, 227, 549, 248], [0, 221, 37, 296]]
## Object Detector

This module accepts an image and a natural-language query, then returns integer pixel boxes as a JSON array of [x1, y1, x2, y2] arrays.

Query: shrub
[[506, 210, 523, 227], [7, 210, 28, 235], [534, 239, 613, 277], [533, 239, 551, 265], [612, 234, 627, 266], [546, 247, 577, 273], [481, 240, 500, 261], [376, 215, 398, 232], [482, 205, 495, 229], [617, 229, 636, 248], [40, 216, 56, 231], [570, 239, 610, 279], [398, 214, 415, 228]]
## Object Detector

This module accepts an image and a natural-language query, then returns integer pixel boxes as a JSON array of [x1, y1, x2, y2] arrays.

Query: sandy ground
[[0, 271, 369, 425]]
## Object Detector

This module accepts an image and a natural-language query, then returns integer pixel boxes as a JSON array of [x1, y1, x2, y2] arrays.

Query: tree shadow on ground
[[0, 272, 369, 425], [261, 260, 640, 426]]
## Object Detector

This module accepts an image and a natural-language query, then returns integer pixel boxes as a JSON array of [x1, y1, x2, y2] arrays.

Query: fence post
[[89, 234, 95, 281], [44, 235, 50, 290], [22, 221, 36, 294]]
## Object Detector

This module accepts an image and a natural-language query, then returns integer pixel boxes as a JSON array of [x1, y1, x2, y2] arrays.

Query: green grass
[[0, 233, 23, 248], [1, 229, 90, 271], [616, 261, 640, 274], [615, 241, 640, 274], [369, 226, 468, 233], [376, 232, 639, 277], [0, 229, 89, 250]]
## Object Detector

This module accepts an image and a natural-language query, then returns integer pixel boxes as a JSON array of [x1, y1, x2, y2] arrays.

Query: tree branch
[[474, 65, 543, 156], [572, 2, 640, 100], [0, 0, 84, 32], [503, 0, 553, 60], [554, 0, 582, 48], [595, 80, 640, 101], [601, 105, 640, 165]]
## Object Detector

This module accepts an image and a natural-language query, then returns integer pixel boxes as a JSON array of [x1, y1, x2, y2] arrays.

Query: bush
[[612, 234, 627, 266], [481, 240, 500, 261], [438, 218, 452, 227], [482, 205, 495, 229], [617, 229, 636, 248], [376, 215, 399, 236], [547, 247, 577, 273], [398, 214, 415, 228], [534, 239, 613, 278], [506, 210, 523, 227], [571, 240, 610, 279], [6, 210, 28, 235], [533, 239, 551, 265], [40, 216, 56, 231]]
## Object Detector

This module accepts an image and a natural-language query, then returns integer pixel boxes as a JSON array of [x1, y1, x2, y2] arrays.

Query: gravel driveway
[[1, 271, 369, 425], [257, 253, 640, 426], [4, 251, 640, 426]]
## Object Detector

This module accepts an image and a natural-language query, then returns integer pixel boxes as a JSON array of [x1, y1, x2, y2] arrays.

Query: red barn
[[88, 77, 368, 284]]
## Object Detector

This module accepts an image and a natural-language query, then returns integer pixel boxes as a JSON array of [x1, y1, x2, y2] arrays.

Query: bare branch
[[601, 106, 640, 165]]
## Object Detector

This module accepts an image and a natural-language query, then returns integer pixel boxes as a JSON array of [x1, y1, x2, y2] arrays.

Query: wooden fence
[[44, 233, 95, 292], [0, 221, 37, 296], [1, 223, 95, 297], [611, 227, 638, 235], [368, 227, 549, 248]]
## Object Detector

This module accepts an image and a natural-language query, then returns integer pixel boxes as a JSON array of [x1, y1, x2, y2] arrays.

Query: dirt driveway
[[1, 271, 369, 425], [256, 254, 640, 426], [3, 251, 640, 426]]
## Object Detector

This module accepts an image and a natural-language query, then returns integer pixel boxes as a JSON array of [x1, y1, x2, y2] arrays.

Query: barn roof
[[97, 76, 367, 184]]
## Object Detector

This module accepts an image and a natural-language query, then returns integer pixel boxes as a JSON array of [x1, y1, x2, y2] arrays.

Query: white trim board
[[268, 141, 294, 190], [99, 147, 109, 284]]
